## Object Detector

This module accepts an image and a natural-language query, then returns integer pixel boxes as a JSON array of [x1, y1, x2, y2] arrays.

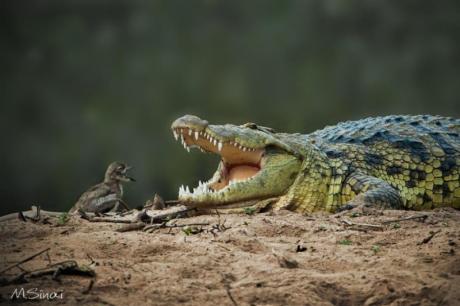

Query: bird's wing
[[71, 183, 118, 213]]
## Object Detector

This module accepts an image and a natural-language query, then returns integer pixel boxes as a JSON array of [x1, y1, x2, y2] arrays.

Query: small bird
[[69, 162, 135, 214]]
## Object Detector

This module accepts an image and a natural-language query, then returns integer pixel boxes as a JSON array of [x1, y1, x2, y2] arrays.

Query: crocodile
[[171, 115, 460, 213]]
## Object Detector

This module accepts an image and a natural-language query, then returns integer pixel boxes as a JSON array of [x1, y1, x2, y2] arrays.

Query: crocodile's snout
[[171, 115, 209, 131]]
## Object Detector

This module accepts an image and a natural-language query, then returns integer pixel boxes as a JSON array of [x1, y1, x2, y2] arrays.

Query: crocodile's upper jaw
[[171, 115, 301, 208]]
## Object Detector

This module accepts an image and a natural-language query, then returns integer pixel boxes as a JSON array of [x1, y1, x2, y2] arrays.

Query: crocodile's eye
[[243, 123, 258, 129]]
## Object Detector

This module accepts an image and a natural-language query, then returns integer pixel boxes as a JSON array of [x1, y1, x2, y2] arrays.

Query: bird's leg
[[110, 199, 130, 213], [118, 199, 131, 211]]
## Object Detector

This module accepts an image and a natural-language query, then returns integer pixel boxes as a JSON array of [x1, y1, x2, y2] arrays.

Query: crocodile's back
[[308, 115, 460, 209]]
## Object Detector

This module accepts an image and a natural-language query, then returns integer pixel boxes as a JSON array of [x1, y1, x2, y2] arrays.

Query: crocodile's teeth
[[218, 142, 223, 151], [188, 129, 192, 136], [242, 147, 247, 152], [194, 131, 199, 140], [173, 130, 179, 141], [186, 146, 190, 153], [213, 139, 217, 146]]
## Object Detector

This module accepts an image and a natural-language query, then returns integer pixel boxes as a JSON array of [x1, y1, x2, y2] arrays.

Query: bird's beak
[[123, 165, 135, 182]]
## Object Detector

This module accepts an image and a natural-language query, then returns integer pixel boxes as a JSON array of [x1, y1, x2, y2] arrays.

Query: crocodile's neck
[[275, 145, 335, 213]]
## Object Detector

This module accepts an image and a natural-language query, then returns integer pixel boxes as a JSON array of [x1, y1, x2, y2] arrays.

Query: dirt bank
[[0, 208, 459, 305]]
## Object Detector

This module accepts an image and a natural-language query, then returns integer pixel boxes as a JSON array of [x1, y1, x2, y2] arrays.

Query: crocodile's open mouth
[[172, 126, 265, 200], [171, 115, 302, 208]]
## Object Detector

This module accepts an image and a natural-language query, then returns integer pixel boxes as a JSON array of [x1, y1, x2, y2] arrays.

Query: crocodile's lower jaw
[[178, 174, 257, 203]]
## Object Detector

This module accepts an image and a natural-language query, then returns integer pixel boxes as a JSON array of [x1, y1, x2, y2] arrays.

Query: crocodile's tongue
[[208, 163, 260, 192], [228, 165, 259, 181]]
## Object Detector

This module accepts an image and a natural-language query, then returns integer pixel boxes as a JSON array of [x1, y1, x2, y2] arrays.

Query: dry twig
[[82, 279, 95, 294], [116, 222, 146, 232], [341, 219, 384, 231], [137, 205, 195, 224], [1, 260, 95, 286], [418, 230, 441, 245], [79, 210, 134, 224], [143, 222, 209, 233], [221, 273, 238, 306], [0, 206, 63, 222], [0, 247, 50, 275], [381, 215, 428, 224]]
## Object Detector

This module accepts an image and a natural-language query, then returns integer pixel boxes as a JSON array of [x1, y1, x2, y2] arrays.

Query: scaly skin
[[171, 115, 460, 213]]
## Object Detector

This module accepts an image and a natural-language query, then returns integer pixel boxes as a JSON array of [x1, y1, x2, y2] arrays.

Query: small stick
[[34, 206, 41, 221], [79, 211, 134, 224], [82, 279, 95, 294], [139, 205, 194, 224], [220, 273, 238, 306], [0, 208, 64, 222], [17, 212, 26, 222], [116, 222, 146, 232], [118, 209, 137, 217], [341, 219, 384, 230], [26, 260, 95, 279], [143, 222, 210, 233], [44, 251, 52, 266], [216, 244, 232, 252], [86, 253, 96, 265], [166, 222, 209, 228], [381, 215, 428, 225], [418, 230, 441, 245], [226, 287, 238, 306], [0, 247, 51, 274], [83, 217, 133, 224], [143, 223, 164, 232]]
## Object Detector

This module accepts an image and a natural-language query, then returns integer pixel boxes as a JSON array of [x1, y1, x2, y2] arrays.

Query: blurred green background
[[1, 1, 459, 215]]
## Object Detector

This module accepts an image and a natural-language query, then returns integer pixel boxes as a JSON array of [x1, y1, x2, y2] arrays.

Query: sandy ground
[[0, 208, 459, 306]]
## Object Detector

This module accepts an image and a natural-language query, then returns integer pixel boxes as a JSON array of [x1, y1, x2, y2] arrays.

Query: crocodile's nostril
[[171, 114, 209, 131]]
